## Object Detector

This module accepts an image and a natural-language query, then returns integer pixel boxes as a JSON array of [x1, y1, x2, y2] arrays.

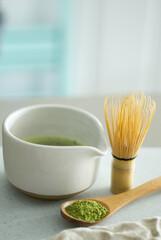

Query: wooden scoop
[[61, 176, 161, 226]]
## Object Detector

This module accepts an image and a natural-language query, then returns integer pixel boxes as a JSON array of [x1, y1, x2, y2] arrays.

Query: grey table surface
[[0, 147, 161, 240]]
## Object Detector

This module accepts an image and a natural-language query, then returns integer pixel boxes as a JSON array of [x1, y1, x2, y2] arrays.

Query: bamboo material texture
[[61, 176, 161, 226], [104, 92, 156, 193]]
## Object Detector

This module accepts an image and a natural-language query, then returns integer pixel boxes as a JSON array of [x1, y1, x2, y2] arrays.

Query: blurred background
[[0, 0, 160, 146], [0, 0, 161, 98]]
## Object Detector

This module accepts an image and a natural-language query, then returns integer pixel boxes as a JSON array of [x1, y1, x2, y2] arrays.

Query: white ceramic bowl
[[2, 104, 108, 199]]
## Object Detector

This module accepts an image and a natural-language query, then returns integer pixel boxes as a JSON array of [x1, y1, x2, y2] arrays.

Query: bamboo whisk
[[104, 92, 156, 194]]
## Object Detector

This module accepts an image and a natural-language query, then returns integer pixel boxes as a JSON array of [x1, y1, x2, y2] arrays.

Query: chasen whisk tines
[[104, 92, 156, 194]]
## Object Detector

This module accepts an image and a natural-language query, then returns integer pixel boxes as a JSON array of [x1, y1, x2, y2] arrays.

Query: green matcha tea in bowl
[[2, 104, 108, 199]]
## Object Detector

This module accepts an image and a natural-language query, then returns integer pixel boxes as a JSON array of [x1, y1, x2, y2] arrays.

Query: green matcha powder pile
[[65, 200, 109, 223]]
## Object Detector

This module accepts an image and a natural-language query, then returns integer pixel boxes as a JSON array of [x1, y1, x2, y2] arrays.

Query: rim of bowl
[[3, 104, 108, 155]]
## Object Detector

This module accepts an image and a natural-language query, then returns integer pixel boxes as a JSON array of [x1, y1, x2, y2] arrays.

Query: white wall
[[1, 0, 161, 97], [67, 0, 161, 96], [1, 0, 58, 26]]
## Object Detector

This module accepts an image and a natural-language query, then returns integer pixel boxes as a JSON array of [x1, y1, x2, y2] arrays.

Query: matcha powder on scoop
[[65, 200, 109, 223]]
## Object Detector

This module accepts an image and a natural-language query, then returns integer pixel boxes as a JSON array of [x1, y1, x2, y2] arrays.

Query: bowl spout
[[93, 121, 108, 157]]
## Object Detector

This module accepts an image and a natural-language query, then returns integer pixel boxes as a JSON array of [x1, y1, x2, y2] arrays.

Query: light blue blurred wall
[[0, 0, 71, 98]]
